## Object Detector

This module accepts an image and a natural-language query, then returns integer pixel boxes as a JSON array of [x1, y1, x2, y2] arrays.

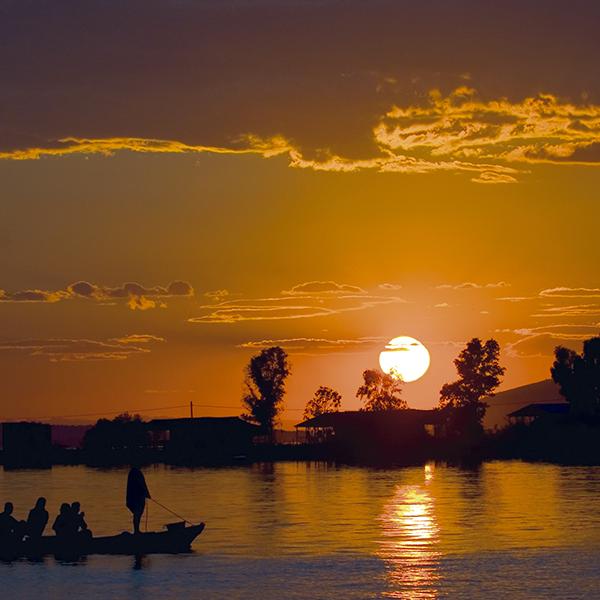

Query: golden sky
[[0, 0, 599, 423]]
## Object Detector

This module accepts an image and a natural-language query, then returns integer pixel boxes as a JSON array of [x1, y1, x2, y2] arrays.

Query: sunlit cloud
[[0, 289, 70, 303], [436, 281, 510, 290], [144, 388, 196, 395], [0, 335, 164, 362], [505, 324, 600, 357], [204, 289, 230, 302], [189, 291, 405, 324], [0, 280, 193, 310], [376, 87, 600, 167], [282, 281, 366, 295], [539, 287, 600, 298], [497, 296, 534, 303], [3, 89, 599, 184], [378, 283, 403, 291], [237, 336, 383, 354], [0, 135, 292, 161], [111, 334, 165, 345], [532, 304, 600, 318]]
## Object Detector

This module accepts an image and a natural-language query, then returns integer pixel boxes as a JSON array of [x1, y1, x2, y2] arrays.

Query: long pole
[[190, 401, 194, 418]]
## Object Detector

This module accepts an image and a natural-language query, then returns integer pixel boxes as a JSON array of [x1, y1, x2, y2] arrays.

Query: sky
[[1, 0, 599, 424]]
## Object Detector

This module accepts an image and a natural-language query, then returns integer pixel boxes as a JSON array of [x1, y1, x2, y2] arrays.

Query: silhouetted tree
[[551, 336, 600, 416], [439, 338, 505, 437], [242, 346, 291, 437], [303, 386, 342, 420], [356, 369, 406, 411], [83, 413, 149, 458]]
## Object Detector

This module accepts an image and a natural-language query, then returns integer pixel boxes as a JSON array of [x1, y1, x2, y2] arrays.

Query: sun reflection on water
[[378, 465, 440, 599]]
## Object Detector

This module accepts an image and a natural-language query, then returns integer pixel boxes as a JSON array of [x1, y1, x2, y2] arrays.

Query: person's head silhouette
[[35, 497, 46, 510], [3, 502, 13, 514]]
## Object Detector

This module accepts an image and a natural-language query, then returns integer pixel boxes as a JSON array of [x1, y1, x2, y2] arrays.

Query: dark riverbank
[[5, 422, 600, 469]]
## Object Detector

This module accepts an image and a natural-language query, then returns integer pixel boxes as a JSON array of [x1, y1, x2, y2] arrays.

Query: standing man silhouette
[[126, 466, 151, 534]]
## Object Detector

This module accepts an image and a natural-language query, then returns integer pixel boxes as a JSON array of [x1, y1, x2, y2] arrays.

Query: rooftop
[[507, 403, 570, 418], [296, 409, 442, 429], [148, 416, 260, 430]]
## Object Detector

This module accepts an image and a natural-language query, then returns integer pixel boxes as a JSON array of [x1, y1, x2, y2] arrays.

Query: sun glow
[[379, 336, 431, 383]]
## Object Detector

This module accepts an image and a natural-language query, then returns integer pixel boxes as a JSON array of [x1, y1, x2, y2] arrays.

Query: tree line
[[242, 337, 506, 438], [81, 333, 600, 453], [242, 333, 600, 439]]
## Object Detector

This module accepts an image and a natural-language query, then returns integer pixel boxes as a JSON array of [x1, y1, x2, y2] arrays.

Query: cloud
[[144, 388, 196, 395], [436, 281, 510, 290], [237, 336, 383, 354], [0, 135, 291, 162], [510, 324, 600, 338], [189, 291, 405, 324], [539, 287, 600, 298], [505, 324, 600, 357], [3, 85, 599, 183], [111, 334, 166, 344], [471, 171, 519, 184], [434, 302, 450, 308], [0, 335, 164, 362], [282, 281, 366, 295], [378, 283, 403, 290], [375, 88, 600, 168], [531, 304, 600, 318], [0, 289, 70, 303], [287, 148, 520, 183], [497, 296, 534, 302], [0, 280, 194, 310], [204, 289, 230, 302]]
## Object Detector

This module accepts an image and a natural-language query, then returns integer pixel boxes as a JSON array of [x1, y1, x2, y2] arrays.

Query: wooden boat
[[0, 522, 205, 559]]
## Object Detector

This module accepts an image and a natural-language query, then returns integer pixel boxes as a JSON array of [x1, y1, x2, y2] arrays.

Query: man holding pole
[[126, 466, 151, 534]]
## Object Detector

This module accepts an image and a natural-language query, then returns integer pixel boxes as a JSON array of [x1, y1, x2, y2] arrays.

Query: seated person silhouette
[[52, 503, 74, 538], [27, 497, 49, 538], [0, 502, 19, 538], [71, 502, 92, 539]]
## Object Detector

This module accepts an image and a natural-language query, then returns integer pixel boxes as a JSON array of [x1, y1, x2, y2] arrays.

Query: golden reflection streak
[[378, 465, 440, 599]]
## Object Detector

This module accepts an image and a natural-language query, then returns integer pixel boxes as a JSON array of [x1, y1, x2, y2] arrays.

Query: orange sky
[[0, 1, 599, 424]]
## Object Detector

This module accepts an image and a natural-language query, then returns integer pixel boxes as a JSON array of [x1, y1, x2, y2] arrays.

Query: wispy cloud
[[0, 135, 291, 161], [497, 296, 534, 303], [436, 281, 510, 290], [282, 281, 366, 295], [3, 89, 599, 184], [111, 334, 165, 345], [237, 336, 383, 354], [0, 334, 164, 362], [0, 280, 193, 310], [189, 288, 405, 324], [144, 388, 196, 395], [204, 289, 230, 302], [539, 287, 600, 298], [505, 324, 599, 357], [532, 304, 600, 318], [378, 283, 403, 291]]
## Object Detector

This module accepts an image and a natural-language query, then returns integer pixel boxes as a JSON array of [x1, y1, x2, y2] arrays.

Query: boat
[[0, 522, 205, 560]]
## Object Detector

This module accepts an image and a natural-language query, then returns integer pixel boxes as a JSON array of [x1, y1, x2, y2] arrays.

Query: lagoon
[[1, 461, 600, 598]]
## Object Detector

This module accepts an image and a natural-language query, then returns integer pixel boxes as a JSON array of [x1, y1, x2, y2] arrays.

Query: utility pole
[[190, 401, 194, 419]]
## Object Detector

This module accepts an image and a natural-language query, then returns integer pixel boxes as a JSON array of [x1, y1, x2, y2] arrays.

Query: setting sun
[[379, 336, 431, 383]]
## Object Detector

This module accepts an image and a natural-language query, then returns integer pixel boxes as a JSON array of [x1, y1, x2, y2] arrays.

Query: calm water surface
[[1, 461, 600, 598]]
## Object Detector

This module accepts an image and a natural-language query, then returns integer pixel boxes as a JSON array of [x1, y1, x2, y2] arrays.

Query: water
[[2, 461, 600, 598]]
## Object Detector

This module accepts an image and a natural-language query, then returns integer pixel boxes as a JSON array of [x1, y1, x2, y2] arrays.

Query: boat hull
[[0, 523, 205, 559]]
